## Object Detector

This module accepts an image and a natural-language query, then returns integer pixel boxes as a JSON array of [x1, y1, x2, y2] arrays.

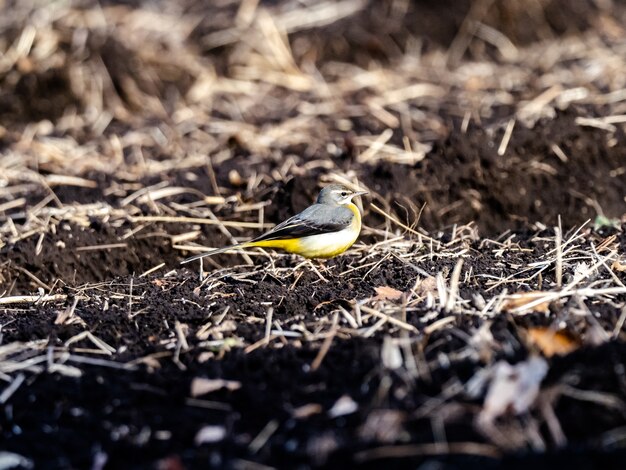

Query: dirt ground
[[1, 0, 626, 468]]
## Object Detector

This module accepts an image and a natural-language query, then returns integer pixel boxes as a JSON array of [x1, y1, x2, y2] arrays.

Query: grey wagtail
[[181, 184, 367, 263]]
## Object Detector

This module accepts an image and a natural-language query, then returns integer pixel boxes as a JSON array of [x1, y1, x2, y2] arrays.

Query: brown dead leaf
[[415, 276, 437, 297], [190, 377, 241, 397], [611, 258, 626, 272], [501, 291, 551, 313], [373, 286, 403, 301], [526, 327, 581, 357]]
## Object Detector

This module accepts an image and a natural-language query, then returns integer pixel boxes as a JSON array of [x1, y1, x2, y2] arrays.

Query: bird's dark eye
[[341, 192, 348, 197]]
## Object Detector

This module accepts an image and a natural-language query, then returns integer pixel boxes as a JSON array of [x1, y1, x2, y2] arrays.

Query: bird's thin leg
[[316, 258, 338, 277], [307, 259, 330, 283], [291, 258, 328, 282]]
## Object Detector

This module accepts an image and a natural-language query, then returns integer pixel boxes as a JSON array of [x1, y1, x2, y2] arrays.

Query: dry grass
[[1, 0, 626, 245]]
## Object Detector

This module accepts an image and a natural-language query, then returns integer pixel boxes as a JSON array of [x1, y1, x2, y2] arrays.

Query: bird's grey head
[[317, 184, 368, 206]]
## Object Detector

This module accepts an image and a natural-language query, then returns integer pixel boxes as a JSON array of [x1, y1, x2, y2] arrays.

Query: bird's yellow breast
[[345, 202, 361, 226], [249, 202, 362, 259]]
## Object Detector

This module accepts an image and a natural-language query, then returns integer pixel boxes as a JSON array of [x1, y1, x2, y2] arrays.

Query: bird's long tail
[[180, 242, 252, 264]]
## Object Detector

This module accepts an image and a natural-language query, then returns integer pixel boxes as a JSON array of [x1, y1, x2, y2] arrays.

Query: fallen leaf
[[501, 291, 551, 313], [190, 378, 241, 397], [573, 262, 590, 283], [373, 286, 403, 301], [415, 276, 437, 297], [526, 327, 581, 357], [328, 395, 358, 418], [611, 258, 626, 272], [472, 356, 548, 426], [194, 425, 226, 445]]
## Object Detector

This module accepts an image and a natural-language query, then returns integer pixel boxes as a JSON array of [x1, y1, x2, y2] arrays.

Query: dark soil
[[2, 224, 626, 468]]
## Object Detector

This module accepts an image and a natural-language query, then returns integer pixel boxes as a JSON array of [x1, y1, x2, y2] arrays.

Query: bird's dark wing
[[250, 204, 353, 242]]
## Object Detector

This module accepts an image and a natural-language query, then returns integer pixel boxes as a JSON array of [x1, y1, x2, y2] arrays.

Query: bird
[[181, 184, 367, 264]]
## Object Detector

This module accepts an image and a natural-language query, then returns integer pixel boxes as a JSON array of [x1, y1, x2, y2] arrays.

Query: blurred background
[[1, 0, 625, 238]]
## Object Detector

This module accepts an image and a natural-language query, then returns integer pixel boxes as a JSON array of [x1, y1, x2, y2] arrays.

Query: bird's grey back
[[250, 203, 353, 242], [297, 203, 353, 226]]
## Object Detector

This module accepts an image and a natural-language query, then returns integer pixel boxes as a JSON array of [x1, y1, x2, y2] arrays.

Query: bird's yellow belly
[[250, 229, 358, 258], [295, 229, 360, 258]]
